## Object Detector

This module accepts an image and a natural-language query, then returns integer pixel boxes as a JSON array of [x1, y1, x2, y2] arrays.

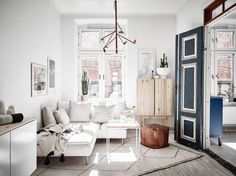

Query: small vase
[[156, 67, 171, 79], [81, 95, 88, 102]]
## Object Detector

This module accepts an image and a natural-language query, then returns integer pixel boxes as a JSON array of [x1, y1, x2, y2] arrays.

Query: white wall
[[0, 0, 61, 129], [61, 15, 176, 127], [176, 0, 213, 34]]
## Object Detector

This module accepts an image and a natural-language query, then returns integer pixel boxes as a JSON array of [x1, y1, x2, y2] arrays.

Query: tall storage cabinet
[[137, 79, 155, 116], [137, 78, 173, 126], [155, 79, 173, 116]]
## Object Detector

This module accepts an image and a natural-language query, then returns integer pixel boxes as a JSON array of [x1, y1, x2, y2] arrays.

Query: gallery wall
[[61, 15, 176, 127], [0, 0, 61, 129]]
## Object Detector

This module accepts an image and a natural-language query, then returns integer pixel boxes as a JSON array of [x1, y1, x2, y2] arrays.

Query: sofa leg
[[85, 156, 89, 165], [122, 138, 124, 145]]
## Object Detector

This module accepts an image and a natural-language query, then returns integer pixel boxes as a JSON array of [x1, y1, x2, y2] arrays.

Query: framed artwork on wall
[[138, 48, 156, 78], [31, 63, 47, 97], [47, 57, 56, 92]]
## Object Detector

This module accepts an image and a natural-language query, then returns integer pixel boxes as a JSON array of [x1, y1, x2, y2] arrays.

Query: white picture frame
[[138, 48, 156, 77], [31, 63, 47, 97], [47, 57, 56, 92]]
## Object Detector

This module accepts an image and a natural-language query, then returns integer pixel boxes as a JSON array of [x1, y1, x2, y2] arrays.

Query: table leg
[[136, 128, 141, 159], [138, 128, 140, 159], [106, 127, 110, 163]]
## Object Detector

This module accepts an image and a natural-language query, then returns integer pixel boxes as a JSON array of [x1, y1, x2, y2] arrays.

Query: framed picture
[[47, 57, 56, 91], [31, 63, 47, 97], [138, 48, 155, 77]]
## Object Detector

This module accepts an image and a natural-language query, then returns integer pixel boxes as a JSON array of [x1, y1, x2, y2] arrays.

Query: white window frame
[[78, 27, 127, 100], [214, 29, 236, 51], [210, 28, 236, 96]]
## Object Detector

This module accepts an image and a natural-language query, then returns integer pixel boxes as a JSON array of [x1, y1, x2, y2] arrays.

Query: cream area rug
[[34, 136, 202, 176]]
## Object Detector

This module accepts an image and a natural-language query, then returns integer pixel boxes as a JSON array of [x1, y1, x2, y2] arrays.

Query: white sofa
[[37, 101, 127, 164]]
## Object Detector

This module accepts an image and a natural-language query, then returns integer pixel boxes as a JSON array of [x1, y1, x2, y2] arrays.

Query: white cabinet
[[0, 133, 10, 176], [11, 120, 36, 176], [0, 118, 36, 176]]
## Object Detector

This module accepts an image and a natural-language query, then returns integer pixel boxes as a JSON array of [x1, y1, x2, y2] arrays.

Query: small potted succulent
[[81, 70, 89, 101], [156, 53, 170, 79]]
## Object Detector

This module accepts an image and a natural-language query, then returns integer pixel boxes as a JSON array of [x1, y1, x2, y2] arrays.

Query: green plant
[[223, 84, 235, 102], [81, 71, 89, 95], [160, 53, 168, 68]]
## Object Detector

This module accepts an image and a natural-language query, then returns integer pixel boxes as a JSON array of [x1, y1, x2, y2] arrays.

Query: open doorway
[[205, 5, 236, 167]]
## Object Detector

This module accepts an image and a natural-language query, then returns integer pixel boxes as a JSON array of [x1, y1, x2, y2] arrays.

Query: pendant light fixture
[[101, 0, 136, 53]]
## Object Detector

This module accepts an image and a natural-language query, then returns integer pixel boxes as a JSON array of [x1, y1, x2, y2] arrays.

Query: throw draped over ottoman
[[141, 124, 169, 149]]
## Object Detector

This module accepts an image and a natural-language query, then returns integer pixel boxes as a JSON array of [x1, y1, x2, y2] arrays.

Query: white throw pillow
[[42, 106, 57, 127], [69, 101, 91, 122], [93, 105, 115, 123], [112, 102, 126, 119], [53, 109, 70, 125], [57, 101, 70, 115]]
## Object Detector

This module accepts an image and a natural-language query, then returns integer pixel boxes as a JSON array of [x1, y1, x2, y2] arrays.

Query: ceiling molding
[[49, 0, 63, 13], [50, 0, 189, 15], [61, 12, 176, 17]]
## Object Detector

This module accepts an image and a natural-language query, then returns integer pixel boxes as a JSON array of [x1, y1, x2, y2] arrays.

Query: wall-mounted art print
[[138, 48, 155, 77], [31, 63, 47, 97], [47, 57, 56, 91]]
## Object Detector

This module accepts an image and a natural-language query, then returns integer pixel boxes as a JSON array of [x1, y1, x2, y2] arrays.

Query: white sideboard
[[0, 132, 10, 176], [0, 118, 36, 176]]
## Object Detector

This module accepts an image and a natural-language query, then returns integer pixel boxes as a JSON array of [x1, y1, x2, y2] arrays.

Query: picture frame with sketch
[[31, 63, 47, 97], [138, 48, 156, 78], [47, 57, 56, 92]]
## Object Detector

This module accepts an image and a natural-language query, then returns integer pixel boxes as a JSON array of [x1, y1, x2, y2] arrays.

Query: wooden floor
[[143, 133, 236, 176], [210, 132, 236, 167], [33, 131, 235, 176], [142, 132, 235, 176], [144, 154, 234, 176]]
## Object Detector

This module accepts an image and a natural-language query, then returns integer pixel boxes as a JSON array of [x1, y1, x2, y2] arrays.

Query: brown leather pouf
[[141, 124, 169, 149]]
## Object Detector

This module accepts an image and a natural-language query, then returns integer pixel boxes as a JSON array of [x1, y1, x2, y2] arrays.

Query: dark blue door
[[175, 26, 204, 149]]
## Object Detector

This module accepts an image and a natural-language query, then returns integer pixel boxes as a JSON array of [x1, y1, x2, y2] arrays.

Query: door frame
[[203, 5, 236, 150]]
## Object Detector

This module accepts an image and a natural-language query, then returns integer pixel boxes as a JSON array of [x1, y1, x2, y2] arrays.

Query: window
[[211, 29, 236, 99], [79, 28, 126, 99], [215, 31, 234, 49], [216, 53, 234, 96]]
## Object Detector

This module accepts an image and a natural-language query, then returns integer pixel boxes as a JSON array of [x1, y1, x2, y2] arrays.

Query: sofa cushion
[[69, 122, 99, 144], [53, 109, 70, 125], [112, 102, 126, 119], [93, 105, 114, 123], [69, 101, 92, 122], [42, 106, 57, 127], [57, 101, 70, 115]]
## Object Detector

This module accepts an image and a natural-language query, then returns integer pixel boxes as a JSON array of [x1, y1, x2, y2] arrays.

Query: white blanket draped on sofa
[[37, 123, 81, 156]]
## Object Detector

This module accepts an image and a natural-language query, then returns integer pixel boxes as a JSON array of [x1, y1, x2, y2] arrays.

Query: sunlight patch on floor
[[223, 143, 236, 150], [89, 170, 98, 176], [108, 147, 137, 162], [93, 153, 100, 164]]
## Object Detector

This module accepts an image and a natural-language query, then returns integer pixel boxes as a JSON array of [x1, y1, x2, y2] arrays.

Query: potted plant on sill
[[156, 53, 170, 79], [81, 70, 89, 101]]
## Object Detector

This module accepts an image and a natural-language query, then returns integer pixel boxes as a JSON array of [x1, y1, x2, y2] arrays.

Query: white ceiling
[[50, 0, 190, 15]]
